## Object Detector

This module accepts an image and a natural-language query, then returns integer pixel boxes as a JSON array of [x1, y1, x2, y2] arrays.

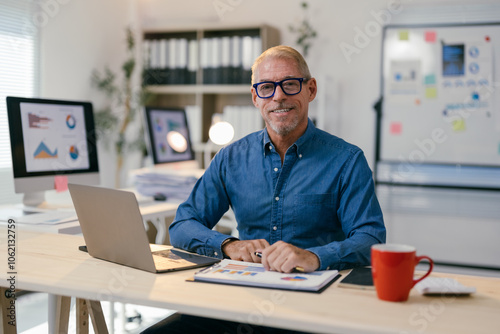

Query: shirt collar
[[262, 118, 316, 157]]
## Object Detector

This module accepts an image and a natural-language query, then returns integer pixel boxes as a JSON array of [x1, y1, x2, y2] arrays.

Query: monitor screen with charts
[[6, 96, 100, 206], [144, 107, 195, 165]]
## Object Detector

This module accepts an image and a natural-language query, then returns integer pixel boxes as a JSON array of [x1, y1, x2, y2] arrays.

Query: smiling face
[[251, 57, 317, 142]]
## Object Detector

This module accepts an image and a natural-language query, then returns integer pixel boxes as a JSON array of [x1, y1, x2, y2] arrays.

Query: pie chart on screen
[[69, 145, 79, 160], [66, 115, 76, 129]]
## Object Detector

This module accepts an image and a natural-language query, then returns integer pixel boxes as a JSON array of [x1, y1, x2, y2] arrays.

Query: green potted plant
[[91, 27, 153, 187], [288, 1, 317, 58]]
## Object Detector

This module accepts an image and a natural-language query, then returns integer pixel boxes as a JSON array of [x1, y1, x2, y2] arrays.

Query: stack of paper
[[133, 171, 198, 201]]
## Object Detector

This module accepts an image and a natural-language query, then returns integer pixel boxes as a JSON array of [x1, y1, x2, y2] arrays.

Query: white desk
[[2, 231, 500, 334]]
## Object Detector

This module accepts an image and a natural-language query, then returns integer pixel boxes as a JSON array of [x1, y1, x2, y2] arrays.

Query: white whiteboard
[[380, 23, 500, 168]]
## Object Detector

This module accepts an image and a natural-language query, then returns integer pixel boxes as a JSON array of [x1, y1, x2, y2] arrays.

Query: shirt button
[[273, 226, 277, 231], [275, 196, 279, 201], [214, 252, 218, 256], [299, 154, 303, 158], [269, 145, 273, 150], [274, 167, 278, 172]]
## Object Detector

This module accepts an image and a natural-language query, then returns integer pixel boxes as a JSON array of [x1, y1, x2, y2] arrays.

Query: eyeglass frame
[[252, 77, 309, 99]]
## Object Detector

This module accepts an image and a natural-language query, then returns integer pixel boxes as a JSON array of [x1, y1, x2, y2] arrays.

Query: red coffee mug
[[371, 244, 433, 302]]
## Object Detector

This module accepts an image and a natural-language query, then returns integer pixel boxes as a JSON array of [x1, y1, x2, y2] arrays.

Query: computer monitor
[[6, 96, 100, 207], [144, 106, 195, 166]]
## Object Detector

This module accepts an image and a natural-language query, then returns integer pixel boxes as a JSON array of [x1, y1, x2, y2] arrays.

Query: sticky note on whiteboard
[[452, 119, 466, 132], [399, 30, 409, 41], [425, 87, 437, 99], [425, 31, 436, 43], [390, 122, 402, 135], [54, 175, 68, 192], [424, 74, 436, 85]]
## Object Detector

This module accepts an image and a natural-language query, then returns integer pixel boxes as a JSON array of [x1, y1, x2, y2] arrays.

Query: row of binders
[[143, 35, 262, 85], [222, 105, 263, 141]]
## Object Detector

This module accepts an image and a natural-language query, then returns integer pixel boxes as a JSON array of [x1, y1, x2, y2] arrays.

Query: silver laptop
[[68, 183, 219, 273]]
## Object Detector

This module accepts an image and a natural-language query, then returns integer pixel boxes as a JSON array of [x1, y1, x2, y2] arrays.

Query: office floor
[[15, 265, 500, 333]]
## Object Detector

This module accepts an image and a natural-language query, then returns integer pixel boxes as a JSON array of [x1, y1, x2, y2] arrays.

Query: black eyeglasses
[[252, 77, 307, 99]]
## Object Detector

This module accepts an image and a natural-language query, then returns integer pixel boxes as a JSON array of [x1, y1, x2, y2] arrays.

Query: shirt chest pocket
[[292, 193, 336, 239]]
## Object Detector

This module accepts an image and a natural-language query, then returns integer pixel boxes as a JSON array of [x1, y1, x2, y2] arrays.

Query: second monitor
[[144, 107, 195, 166]]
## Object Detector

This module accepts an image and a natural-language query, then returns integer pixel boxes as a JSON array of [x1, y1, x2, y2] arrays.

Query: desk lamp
[[204, 114, 234, 168]]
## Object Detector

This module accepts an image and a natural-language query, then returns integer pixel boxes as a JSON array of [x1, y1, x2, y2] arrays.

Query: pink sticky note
[[54, 175, 68, 192], [425, 31, 436, 43], [390, 122, 402, 135]]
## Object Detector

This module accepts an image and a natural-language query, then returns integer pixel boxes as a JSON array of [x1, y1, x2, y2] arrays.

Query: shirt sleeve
[[168, 148, 234, 259], [306, 150, 386, 270]]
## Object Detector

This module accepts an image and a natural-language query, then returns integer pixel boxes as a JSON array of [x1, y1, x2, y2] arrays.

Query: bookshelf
[[142, 25, 280, 159]]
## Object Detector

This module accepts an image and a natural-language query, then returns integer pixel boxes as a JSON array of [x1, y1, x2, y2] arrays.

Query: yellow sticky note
[[452, 118, 466, 132], [425, 87, 437, 99], [399, 30, 409, 40]]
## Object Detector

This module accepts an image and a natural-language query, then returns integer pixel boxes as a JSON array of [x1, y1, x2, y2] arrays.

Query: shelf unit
[[142, 25, 280, 151]]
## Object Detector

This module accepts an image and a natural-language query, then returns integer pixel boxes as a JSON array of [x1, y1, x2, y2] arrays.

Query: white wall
[[40, 0, 135, 100], [39, 0, 140, 187]]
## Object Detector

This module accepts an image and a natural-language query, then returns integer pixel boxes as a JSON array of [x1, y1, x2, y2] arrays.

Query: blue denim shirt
[[169, 119, 385, 270]]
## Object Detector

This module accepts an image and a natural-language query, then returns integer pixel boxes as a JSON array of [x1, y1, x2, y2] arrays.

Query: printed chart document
[[193, 259, 340, 292]]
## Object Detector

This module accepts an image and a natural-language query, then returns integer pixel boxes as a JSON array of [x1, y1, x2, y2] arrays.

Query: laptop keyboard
[[152, 249, 219, 271], [153, 249, 183, 260], [152, 249, 195, 270]]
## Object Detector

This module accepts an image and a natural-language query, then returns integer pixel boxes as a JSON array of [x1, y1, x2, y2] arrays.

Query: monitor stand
[[0, 192, 76, 224], [0, 192, 48, 222], [23, 191, 46, 208], [22, 191, 74, 210]]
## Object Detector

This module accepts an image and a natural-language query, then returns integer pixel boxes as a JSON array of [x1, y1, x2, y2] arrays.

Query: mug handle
[[412, 255, 434, 287]]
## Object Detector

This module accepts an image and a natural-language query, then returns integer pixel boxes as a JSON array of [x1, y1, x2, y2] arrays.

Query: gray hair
[[251, 45, 312, 84]]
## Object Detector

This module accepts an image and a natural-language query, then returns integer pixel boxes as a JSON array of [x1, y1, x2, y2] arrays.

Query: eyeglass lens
[[257, 78, 302, 98]]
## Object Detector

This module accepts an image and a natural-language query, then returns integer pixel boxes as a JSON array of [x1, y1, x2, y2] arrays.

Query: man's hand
[[258, 241, 320, 273], [222, 239, 270, 263]]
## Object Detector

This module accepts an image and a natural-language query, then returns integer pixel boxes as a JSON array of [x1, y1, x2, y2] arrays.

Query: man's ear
[[307, 78, 318, 102], [251, 88, 259, 108]]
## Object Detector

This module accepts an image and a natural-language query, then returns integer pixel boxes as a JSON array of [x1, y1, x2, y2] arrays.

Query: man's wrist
[[221, 238, 238, 258]]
